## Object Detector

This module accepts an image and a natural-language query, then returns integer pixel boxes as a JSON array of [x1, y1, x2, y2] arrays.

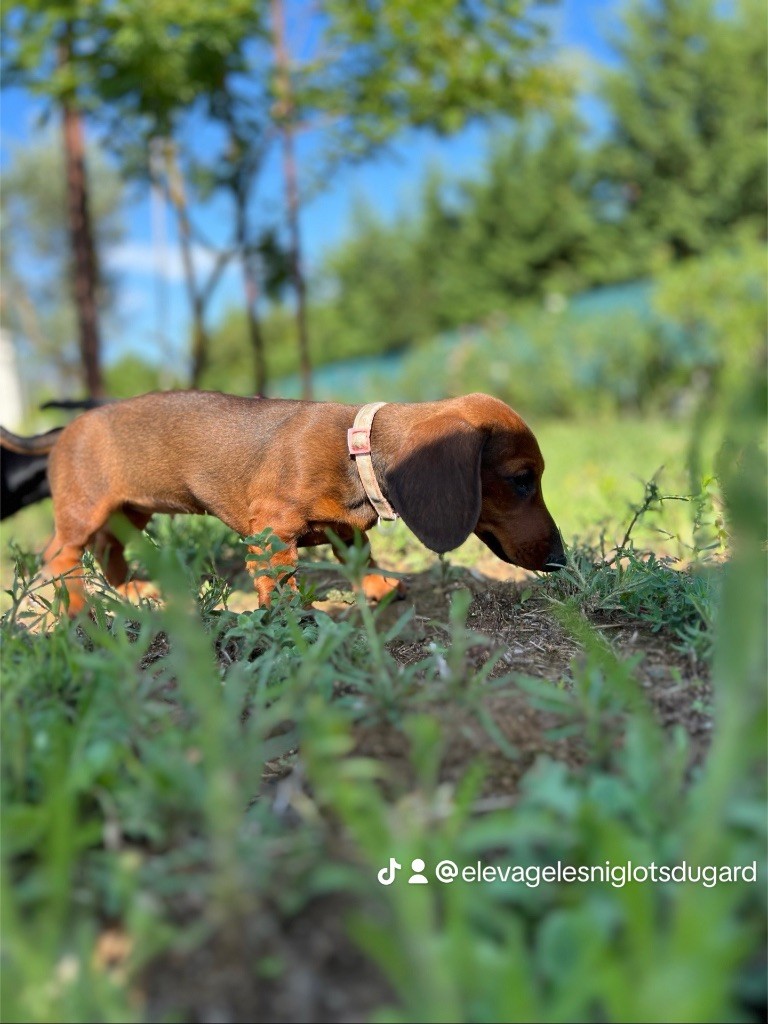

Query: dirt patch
[[323, 566, 714, 799], [464, 580, 713, 757], [142, 897, 394, 1024], [351, 688, 589, 800]]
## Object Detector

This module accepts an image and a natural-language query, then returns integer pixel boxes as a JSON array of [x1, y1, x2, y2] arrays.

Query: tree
[[198, 79, 273, 396], [91, 0, 270, 389], [278, 111, 604, 362], [415, 112, 605, 325], [323, 201, 432, 353], [265, 0, 564, 395], [59, 28, 105, 396], [598, 0, 767, 261], [2, 0, 271, 392], [1, 3, 114, 396], [1, 135, 124, 396], [304, 0, 562, 149], [271, 0, 312, 398]]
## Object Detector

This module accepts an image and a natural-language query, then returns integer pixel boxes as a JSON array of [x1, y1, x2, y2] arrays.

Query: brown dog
[[4, 390, 565, 615]]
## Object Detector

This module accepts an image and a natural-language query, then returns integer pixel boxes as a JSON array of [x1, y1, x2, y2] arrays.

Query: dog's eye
[[507, 469, 536, 498]]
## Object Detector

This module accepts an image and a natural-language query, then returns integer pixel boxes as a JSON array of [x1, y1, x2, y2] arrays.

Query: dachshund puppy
[[3, 391, 565, 615]]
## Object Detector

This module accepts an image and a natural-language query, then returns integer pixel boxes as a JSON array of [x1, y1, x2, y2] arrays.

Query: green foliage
[[289, 0, 763, 385], [598, 0, 767, 261], [653, 234, 768, 404], [316, 639, 763, 1023], [539, 533, 720, 663], [327, 115, 608, 337], [1, 0, 264, 139], [321, 199, 435, 351], [102, 354, 177, 398], [3, 0, 566, 395], [206, 111, 622, 383], [424, 114, 611, 315], [6, 0, 764, 400], [206, 136, 764, 396], [386, 240, 766, 418], [200, 282, 372, 390], [304, 0, 561, 150]]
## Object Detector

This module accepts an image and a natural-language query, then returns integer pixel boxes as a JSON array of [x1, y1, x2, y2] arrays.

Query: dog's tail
[[40, 398, 107, 413], [0, 425, 63, 455]]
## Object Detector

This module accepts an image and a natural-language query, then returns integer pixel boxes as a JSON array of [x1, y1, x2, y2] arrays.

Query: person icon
[[408, 858, 429, 884]]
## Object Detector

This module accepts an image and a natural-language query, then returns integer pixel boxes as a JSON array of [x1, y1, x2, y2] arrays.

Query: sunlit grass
[[534, 415, 721, 555]]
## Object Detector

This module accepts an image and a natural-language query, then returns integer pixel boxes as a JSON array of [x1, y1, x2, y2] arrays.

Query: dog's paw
[[361, 573, 406, 603], [114, 580, 161, 605]]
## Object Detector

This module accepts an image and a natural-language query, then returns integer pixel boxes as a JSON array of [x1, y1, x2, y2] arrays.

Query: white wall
[[0, 328, 25, 429]]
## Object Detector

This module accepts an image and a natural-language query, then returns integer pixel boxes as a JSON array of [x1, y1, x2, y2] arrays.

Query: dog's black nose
[[542, 530, 566, 572]]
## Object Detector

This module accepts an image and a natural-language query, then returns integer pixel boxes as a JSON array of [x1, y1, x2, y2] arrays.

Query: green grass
[[2, 506, 764, 1022], [1, 407, 764, 1023], [535, 416, 721, 553]]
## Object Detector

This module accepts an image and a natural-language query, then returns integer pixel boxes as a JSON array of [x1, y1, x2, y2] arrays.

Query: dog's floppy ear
[[385, 414, 485, 553]]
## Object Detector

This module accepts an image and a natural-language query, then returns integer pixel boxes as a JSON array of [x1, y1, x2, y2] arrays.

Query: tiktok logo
[[377, 857, 402, 885]]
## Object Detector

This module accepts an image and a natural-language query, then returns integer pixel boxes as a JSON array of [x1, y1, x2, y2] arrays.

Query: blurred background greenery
[[0, 0, 765, 415]]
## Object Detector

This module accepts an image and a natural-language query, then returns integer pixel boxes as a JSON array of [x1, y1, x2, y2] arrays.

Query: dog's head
[[385, 394, 565, 572]]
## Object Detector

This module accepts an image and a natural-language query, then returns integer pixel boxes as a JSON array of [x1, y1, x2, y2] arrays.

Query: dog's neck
[[348, 403, 398, 521]]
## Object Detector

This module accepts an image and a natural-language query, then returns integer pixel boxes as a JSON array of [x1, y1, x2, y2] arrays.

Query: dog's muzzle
[[541, 530, 566, 572]]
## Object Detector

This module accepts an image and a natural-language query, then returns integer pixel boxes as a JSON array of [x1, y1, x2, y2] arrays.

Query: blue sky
[[1, 0, 623, 370]]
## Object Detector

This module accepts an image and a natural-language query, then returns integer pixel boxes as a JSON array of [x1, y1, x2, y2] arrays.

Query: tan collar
[[347, 402, 398, 522]]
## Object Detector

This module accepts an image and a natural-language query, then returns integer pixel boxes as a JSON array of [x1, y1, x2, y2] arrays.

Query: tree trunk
[[242, 250, 268, 398], [282, 128, 312, 400], [163, 141, 210, 388], [272, 0, 312, 400], [59, 34, 104, 399], [231, 145, 268, 397], [189, 297, 209, 389]]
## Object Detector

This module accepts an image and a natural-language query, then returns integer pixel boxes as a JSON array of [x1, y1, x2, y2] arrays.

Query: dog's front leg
[[246, 523, 300, 607], [39, 537, 89, 617]]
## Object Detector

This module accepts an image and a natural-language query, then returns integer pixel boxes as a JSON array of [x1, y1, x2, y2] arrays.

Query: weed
[[536, 476, 721, 661]]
